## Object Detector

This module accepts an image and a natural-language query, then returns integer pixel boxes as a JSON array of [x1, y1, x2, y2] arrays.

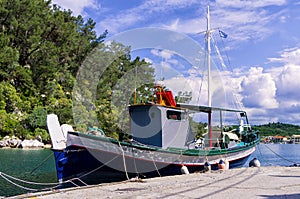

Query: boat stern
[[46, 114, 68, 183]]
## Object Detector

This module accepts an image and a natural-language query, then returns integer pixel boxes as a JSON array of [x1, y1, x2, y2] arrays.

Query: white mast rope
[[212, 29, 247, 120], [211, 36, 226, 69]]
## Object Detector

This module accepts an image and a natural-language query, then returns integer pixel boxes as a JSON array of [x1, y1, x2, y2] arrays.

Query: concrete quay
[[16, 166, 300, 199]]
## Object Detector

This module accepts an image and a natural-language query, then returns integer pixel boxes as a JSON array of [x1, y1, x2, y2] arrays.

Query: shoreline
[[0, 144, 51, 149], [11, 166, 300, 199]]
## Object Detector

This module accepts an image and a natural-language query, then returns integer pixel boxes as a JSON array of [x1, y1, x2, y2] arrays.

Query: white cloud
[[228, 48, 300, 124], [268, 48, 300, 65], [277, 64, 300, 99], [267, 48, 300, 109], [97, 12, 144, 34], [216, 0, 286, 8], [144, 57, 153, 64], [52, 0, 290, 49], [161, 1, 286, 50], [151, 49, 174, 60], [151, 60, 300, 124], [52, 0, 100, 16], [164, 18, 204, 34], [240, 67, 278, 109], [96, 0, 200, 34], [164, 76, 206, 105]]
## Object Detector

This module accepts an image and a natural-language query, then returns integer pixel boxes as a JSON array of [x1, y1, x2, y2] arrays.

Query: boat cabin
[[129, 82, 250, 150], [129, 104, 195, 149]]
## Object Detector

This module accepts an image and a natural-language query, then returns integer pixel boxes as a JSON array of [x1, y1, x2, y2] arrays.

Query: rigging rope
[[196, 34, 207, 105]]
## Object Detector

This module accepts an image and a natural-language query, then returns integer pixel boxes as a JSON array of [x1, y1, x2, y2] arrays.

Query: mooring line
[[30, 152, 54, 174], [0, 172, 59, 185], [118, 141, 130, 180], [264, 144, 300, 165]]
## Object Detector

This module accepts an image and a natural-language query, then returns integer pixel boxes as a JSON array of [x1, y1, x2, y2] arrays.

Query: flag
[[219, 30, 228, 38]]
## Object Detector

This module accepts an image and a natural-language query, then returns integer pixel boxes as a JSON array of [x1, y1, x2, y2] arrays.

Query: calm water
[[0, 144, 300, 197], [0, 148, 57, 197], [246, 143, 300, 167]]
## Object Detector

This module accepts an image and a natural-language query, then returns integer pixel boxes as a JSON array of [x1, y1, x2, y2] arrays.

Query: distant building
[[291, 135, 300, 144], [272, 135, 285, 143]]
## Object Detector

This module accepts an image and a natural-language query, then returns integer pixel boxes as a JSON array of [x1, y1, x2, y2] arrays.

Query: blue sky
[[52, 0, 300, 125]]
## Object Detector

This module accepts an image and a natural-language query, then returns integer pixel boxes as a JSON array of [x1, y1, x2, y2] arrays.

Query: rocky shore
[[0, 135, 50, 149]]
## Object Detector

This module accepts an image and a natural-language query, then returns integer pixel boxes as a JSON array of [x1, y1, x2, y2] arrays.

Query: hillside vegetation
[[252, 122, 300, 137]]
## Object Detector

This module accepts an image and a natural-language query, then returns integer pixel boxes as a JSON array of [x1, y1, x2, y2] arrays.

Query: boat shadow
[[160, 168, 260, 198], [269, 175, 300, 178], [259, 193, 300, 199]]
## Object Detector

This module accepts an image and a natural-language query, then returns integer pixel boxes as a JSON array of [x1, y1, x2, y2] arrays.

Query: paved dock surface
[[14, 166, 300, 199]]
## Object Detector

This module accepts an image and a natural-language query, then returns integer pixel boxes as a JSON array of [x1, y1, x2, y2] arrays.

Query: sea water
[[0, 148, 57, 197], [246, 143, 300, 167], [0, 144, 300, 197]]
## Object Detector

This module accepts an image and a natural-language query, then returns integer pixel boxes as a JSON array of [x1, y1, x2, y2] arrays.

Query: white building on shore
[[291, 135, 300, 144]]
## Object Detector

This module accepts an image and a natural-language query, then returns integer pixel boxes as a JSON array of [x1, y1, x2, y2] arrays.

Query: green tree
[[190, 118, 207, 138], [73, 41, 155, 139], [0, 0, 106, 141], [0, 0, 156, 142]]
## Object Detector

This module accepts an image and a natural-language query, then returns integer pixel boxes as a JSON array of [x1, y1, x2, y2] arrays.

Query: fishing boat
[[47, 6, 260, 186]]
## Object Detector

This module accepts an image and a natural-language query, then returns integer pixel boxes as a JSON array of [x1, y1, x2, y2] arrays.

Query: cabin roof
[[176, 103, 245, 113]]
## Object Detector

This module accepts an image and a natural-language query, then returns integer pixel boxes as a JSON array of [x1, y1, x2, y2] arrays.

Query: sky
[[52, 0, 300, 125]]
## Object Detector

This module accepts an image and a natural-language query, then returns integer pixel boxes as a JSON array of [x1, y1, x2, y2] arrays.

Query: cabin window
[[166, 110, 185, 120]]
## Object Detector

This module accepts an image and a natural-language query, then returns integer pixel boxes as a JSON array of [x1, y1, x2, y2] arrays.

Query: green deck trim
[[69, 131, 260, 157]]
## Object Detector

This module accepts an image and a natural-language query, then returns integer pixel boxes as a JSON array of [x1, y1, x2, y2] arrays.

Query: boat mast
[[206, 6, 211, 107], [206, 6, 213, 147]]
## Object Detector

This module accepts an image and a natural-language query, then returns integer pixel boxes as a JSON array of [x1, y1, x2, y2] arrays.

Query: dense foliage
[[0, 0, 155, 142], [252, 122, 300, 137]]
